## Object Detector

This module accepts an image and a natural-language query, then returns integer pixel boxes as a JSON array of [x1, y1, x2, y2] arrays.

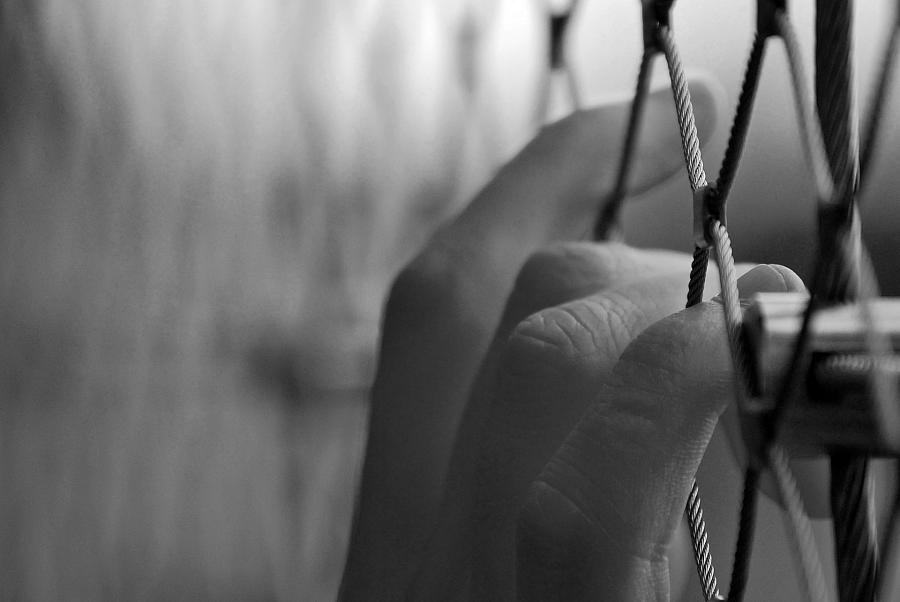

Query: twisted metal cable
[[658, 25, 709, 192], [860, 7, 900, 184], [725, 468, 760, 602], [686, 483, 722, 601], [813, 5, 878, 601], [699, 28, 773, 602], [815, 0, 859, 205], [831, 457, 878, 602], [877, 462, 900, 598], [716, 31, 768, 202], [710, 221, 743, 366], [825, 220, 888, 602], [708, 220, 766, 602], [593, 50, 656, 240], [769, 444, 834, 602], [776, 12, 835, 203], [686, 246, 710, 308], [708, 220, 753, 602], [656, 23, 728, 600]]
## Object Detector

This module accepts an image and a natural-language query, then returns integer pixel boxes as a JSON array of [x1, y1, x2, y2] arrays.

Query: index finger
[[344, 82, 720, 601], [516, 264, 803, 602]]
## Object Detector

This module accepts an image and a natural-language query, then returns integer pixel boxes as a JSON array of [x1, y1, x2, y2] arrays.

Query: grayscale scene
[[2, 1, 900, 600]]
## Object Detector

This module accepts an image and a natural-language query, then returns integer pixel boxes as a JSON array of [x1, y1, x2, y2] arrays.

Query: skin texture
[[340, 82, 823, 600], [340, 79, 722, 601]]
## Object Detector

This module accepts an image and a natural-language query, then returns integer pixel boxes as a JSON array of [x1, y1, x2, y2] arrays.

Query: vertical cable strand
[[860, 18, 900, 184], [814, 3, 878, 601], [658, 26, 708, 192], [686, 246, 710, 308]]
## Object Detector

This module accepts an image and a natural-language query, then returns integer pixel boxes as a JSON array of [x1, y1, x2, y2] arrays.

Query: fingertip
[[735, 264, 805, 297]]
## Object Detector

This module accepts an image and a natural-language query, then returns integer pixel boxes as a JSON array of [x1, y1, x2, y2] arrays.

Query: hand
[[340, 80, 804, 601]]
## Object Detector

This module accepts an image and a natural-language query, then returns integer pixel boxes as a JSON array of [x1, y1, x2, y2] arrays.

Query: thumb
[[516, 264, 797, 602]]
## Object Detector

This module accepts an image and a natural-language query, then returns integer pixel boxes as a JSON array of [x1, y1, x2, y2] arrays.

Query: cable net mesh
[[583, 2, 899, 601], [1, 1, 899, 601]]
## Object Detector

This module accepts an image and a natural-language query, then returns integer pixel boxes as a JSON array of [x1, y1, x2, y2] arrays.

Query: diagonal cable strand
[[815, 0, 859, 201], [686, 482, 721, 600], [776, 12, 835, 203], [710, 221, 743, 372], [813, 4, 878, 601], [658, 25, 708, 192], [716, 31, 768, 201], [860, 14, 900, 184], [593, 50, 656, 240], [724, 467, 760, 602], [769, 444, 834, 602], [709, 220, 768, 602]]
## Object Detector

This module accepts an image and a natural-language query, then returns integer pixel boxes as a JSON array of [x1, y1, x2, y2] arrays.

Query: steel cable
[[860, 6, 900, 184], [716, 31, 767, 202], [814, 4, 878, 601], [582, 4, 898, 599], [656, 22, 728, 600], [769, 444, 834, 602], [658, 25, 708, 192], [724, 468, 760, 602], [594, 50, 656, 240], [776, 12, 835, 203]]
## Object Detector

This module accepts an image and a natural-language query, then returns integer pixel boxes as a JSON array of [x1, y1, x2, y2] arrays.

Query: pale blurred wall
[[0, 1, 898, 601]]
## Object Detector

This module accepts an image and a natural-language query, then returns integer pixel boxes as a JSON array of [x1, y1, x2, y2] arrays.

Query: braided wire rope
[[708, 221, 757, 602], [715, 31, 767, 204], [656, 22, 728, 601], [769, 443, 833, 602], [813, 4, 878, 601], [750, 2, 898, 600], [860, 4, 900, 183], [658, 26, 708, 192], [593, 50, 656, 240], [587, 7, 723, 597], [776, 11, 835, 203], [589, 5, 774, 598], [579, 2, 900, 599], [717, 4, 897, 599]]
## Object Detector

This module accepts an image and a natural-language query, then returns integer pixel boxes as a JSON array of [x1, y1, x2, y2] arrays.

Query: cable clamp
[[756, 0, 785, 39], [693, 185, 725, 249], [742, 292, 900, 456], [641, 0, 675, 53]]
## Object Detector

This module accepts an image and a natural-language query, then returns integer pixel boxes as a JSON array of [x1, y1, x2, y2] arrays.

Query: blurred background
[[0, 0, 898, 600]]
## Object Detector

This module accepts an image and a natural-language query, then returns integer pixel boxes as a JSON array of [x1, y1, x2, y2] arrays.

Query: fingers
[[406, 243, 695, 600], [516, 264, 800, 602], [344, 76, 721, 600], [470, 268, 697, 599]]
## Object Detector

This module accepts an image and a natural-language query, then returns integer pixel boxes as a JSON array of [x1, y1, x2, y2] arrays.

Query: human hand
[[340, 79, 805, 601]]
